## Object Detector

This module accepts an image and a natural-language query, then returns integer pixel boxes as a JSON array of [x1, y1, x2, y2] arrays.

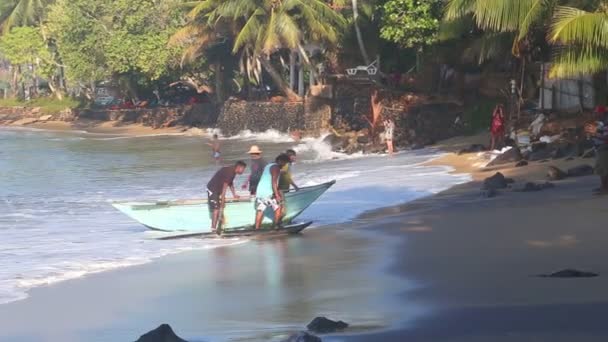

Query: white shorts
[[255, 197, 280, 212]]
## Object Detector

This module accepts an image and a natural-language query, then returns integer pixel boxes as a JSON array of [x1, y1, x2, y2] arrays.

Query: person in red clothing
[[490, 104, 506, 150]]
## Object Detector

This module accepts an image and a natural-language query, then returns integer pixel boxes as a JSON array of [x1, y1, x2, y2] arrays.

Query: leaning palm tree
[[548, 5, 608, 77], [178, 0, 346, 100]]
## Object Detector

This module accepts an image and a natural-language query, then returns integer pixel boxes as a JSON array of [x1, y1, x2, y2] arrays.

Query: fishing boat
[[111, 180, 335, 235]]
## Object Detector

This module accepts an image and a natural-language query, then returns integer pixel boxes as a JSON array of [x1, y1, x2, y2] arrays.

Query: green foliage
[[379, 0, 443, 49], [0, 0, 51, 33], [0, 26, 48, 65], [462, 99, 495, 134], [0, 96, 79, 113], [46, 0, 182, 90]]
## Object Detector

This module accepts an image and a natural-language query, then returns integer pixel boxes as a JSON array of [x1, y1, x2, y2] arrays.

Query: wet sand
[[0, 226, 413, 342], [336, 149, 608, 341], [26, 120, 190, 136]]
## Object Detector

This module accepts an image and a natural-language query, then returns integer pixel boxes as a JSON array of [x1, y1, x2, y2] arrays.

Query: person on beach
[[585, 106, 608, 195], [279, 149, 299, 191], [383, 117, 395, 156], [254, 154, 290, 230], [207, 134, 221, 164], [206, 161, 246, 232], [242, 145, 267, 195], [490, 104, 506, 151]]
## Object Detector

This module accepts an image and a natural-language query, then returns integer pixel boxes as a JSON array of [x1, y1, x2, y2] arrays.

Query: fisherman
[[242, 145, 267, 195], [206, 161, 246, 232], [279, 149, 299, 191], [255, 154, 290, 229], [207, 134, 221, 164]]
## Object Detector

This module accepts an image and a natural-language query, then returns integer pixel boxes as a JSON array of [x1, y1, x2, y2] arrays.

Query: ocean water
[[0, 127, 470, 306]]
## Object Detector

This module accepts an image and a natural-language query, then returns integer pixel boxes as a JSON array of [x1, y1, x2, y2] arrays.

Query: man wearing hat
[[242, 145, 267, 195]]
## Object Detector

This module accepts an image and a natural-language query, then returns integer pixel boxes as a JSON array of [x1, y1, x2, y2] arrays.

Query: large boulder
[[567, 164, 594, 177], [486, 147, 523, 167], [306, 317, 349, 334], [135, 324, 188, 342], [282, 331, 322, 342], [547, 166, 567, 181], [483, 172, 514, 190]]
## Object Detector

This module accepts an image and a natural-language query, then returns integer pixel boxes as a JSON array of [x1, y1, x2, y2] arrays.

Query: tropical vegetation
[[0, 0, 606, 107]]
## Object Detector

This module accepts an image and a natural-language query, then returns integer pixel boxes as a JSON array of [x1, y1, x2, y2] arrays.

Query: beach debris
[[135, 324, 188, 342], [515, 160, 528, 167], [38, 114, 53, 122], [486, 147, 523, 167], [547, 166, 567, 181], [538, 269, 599, 278], [483, 172, 514, 190], [515, 182, 555, 192], [458, 144, 486, 155], [306, 317, 349, 334], [567, 164, 594, 178], [282, 331, 322, 342]]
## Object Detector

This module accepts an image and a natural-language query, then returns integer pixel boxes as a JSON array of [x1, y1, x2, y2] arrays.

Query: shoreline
[[3, 127, 607, 341]]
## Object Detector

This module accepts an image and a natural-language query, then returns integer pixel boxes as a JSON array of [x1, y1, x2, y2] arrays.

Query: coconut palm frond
[[549, 6, 608, 47], [549, 45, 608, 78], [444, 0, 476, 21]]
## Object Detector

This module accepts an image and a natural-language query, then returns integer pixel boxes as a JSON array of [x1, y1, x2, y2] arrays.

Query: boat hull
[[112, 180, 335, 233]]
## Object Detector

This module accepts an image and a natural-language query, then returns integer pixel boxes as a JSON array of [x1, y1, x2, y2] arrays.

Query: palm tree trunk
[[214, 61, 223, 102], [259, 57, 300, 101], [289, 50, 296, 90], [352, 0, 370, 65]]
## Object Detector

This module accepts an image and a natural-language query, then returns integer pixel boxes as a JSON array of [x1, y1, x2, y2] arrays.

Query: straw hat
[[247, 145, 263, 154]]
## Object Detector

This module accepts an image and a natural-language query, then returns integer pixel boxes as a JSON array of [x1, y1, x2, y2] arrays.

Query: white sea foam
[[224, 129, 295, 143]]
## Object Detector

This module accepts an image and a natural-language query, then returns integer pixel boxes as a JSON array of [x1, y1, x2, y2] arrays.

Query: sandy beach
[[2, 127, 608, 341]]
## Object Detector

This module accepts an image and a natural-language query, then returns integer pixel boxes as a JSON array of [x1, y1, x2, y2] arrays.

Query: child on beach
[[207, 134, 221, 164], [490, 104, 505, 151], [383, 117, 395, 156]]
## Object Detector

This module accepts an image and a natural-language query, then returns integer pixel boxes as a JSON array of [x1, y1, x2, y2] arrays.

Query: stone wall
[[77, 103, 218, 129], [386, 103, 464, 147], [217, 98, 331, 136]]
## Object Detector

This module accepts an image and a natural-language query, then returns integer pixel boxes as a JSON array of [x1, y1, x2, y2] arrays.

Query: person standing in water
[[255, 154, 290, 229], [279, 149, 299, 191], [206, 161, 246, 232], [207, 134, 221, 164], [242, 145, 267, 195], [383, 117, 395, 156]]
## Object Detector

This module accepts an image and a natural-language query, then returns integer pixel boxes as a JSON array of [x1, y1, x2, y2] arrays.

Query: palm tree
[[548, 5, 608, 78], [0, 0, 50, 34], [176, 0, 345, 100]]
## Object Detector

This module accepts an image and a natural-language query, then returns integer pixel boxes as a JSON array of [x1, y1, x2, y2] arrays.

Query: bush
[[463, 99, 496, 134]]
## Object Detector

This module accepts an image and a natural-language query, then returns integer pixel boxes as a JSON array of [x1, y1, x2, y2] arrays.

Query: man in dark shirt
[[206, 161, 246, 231]]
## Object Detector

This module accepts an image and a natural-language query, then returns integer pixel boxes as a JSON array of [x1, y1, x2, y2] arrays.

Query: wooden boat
[[111, 180, 335, 234]]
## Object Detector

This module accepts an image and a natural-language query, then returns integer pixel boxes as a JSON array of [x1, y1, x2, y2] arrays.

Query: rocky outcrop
[[487, 148, 523, 167], [0, 106, 75, 125], [483, 172, 514, 190], [282, 331, 322, 342], [135, 324, 188, 342], [306, 317, 349, 334], [538, 269, 599, 278]]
